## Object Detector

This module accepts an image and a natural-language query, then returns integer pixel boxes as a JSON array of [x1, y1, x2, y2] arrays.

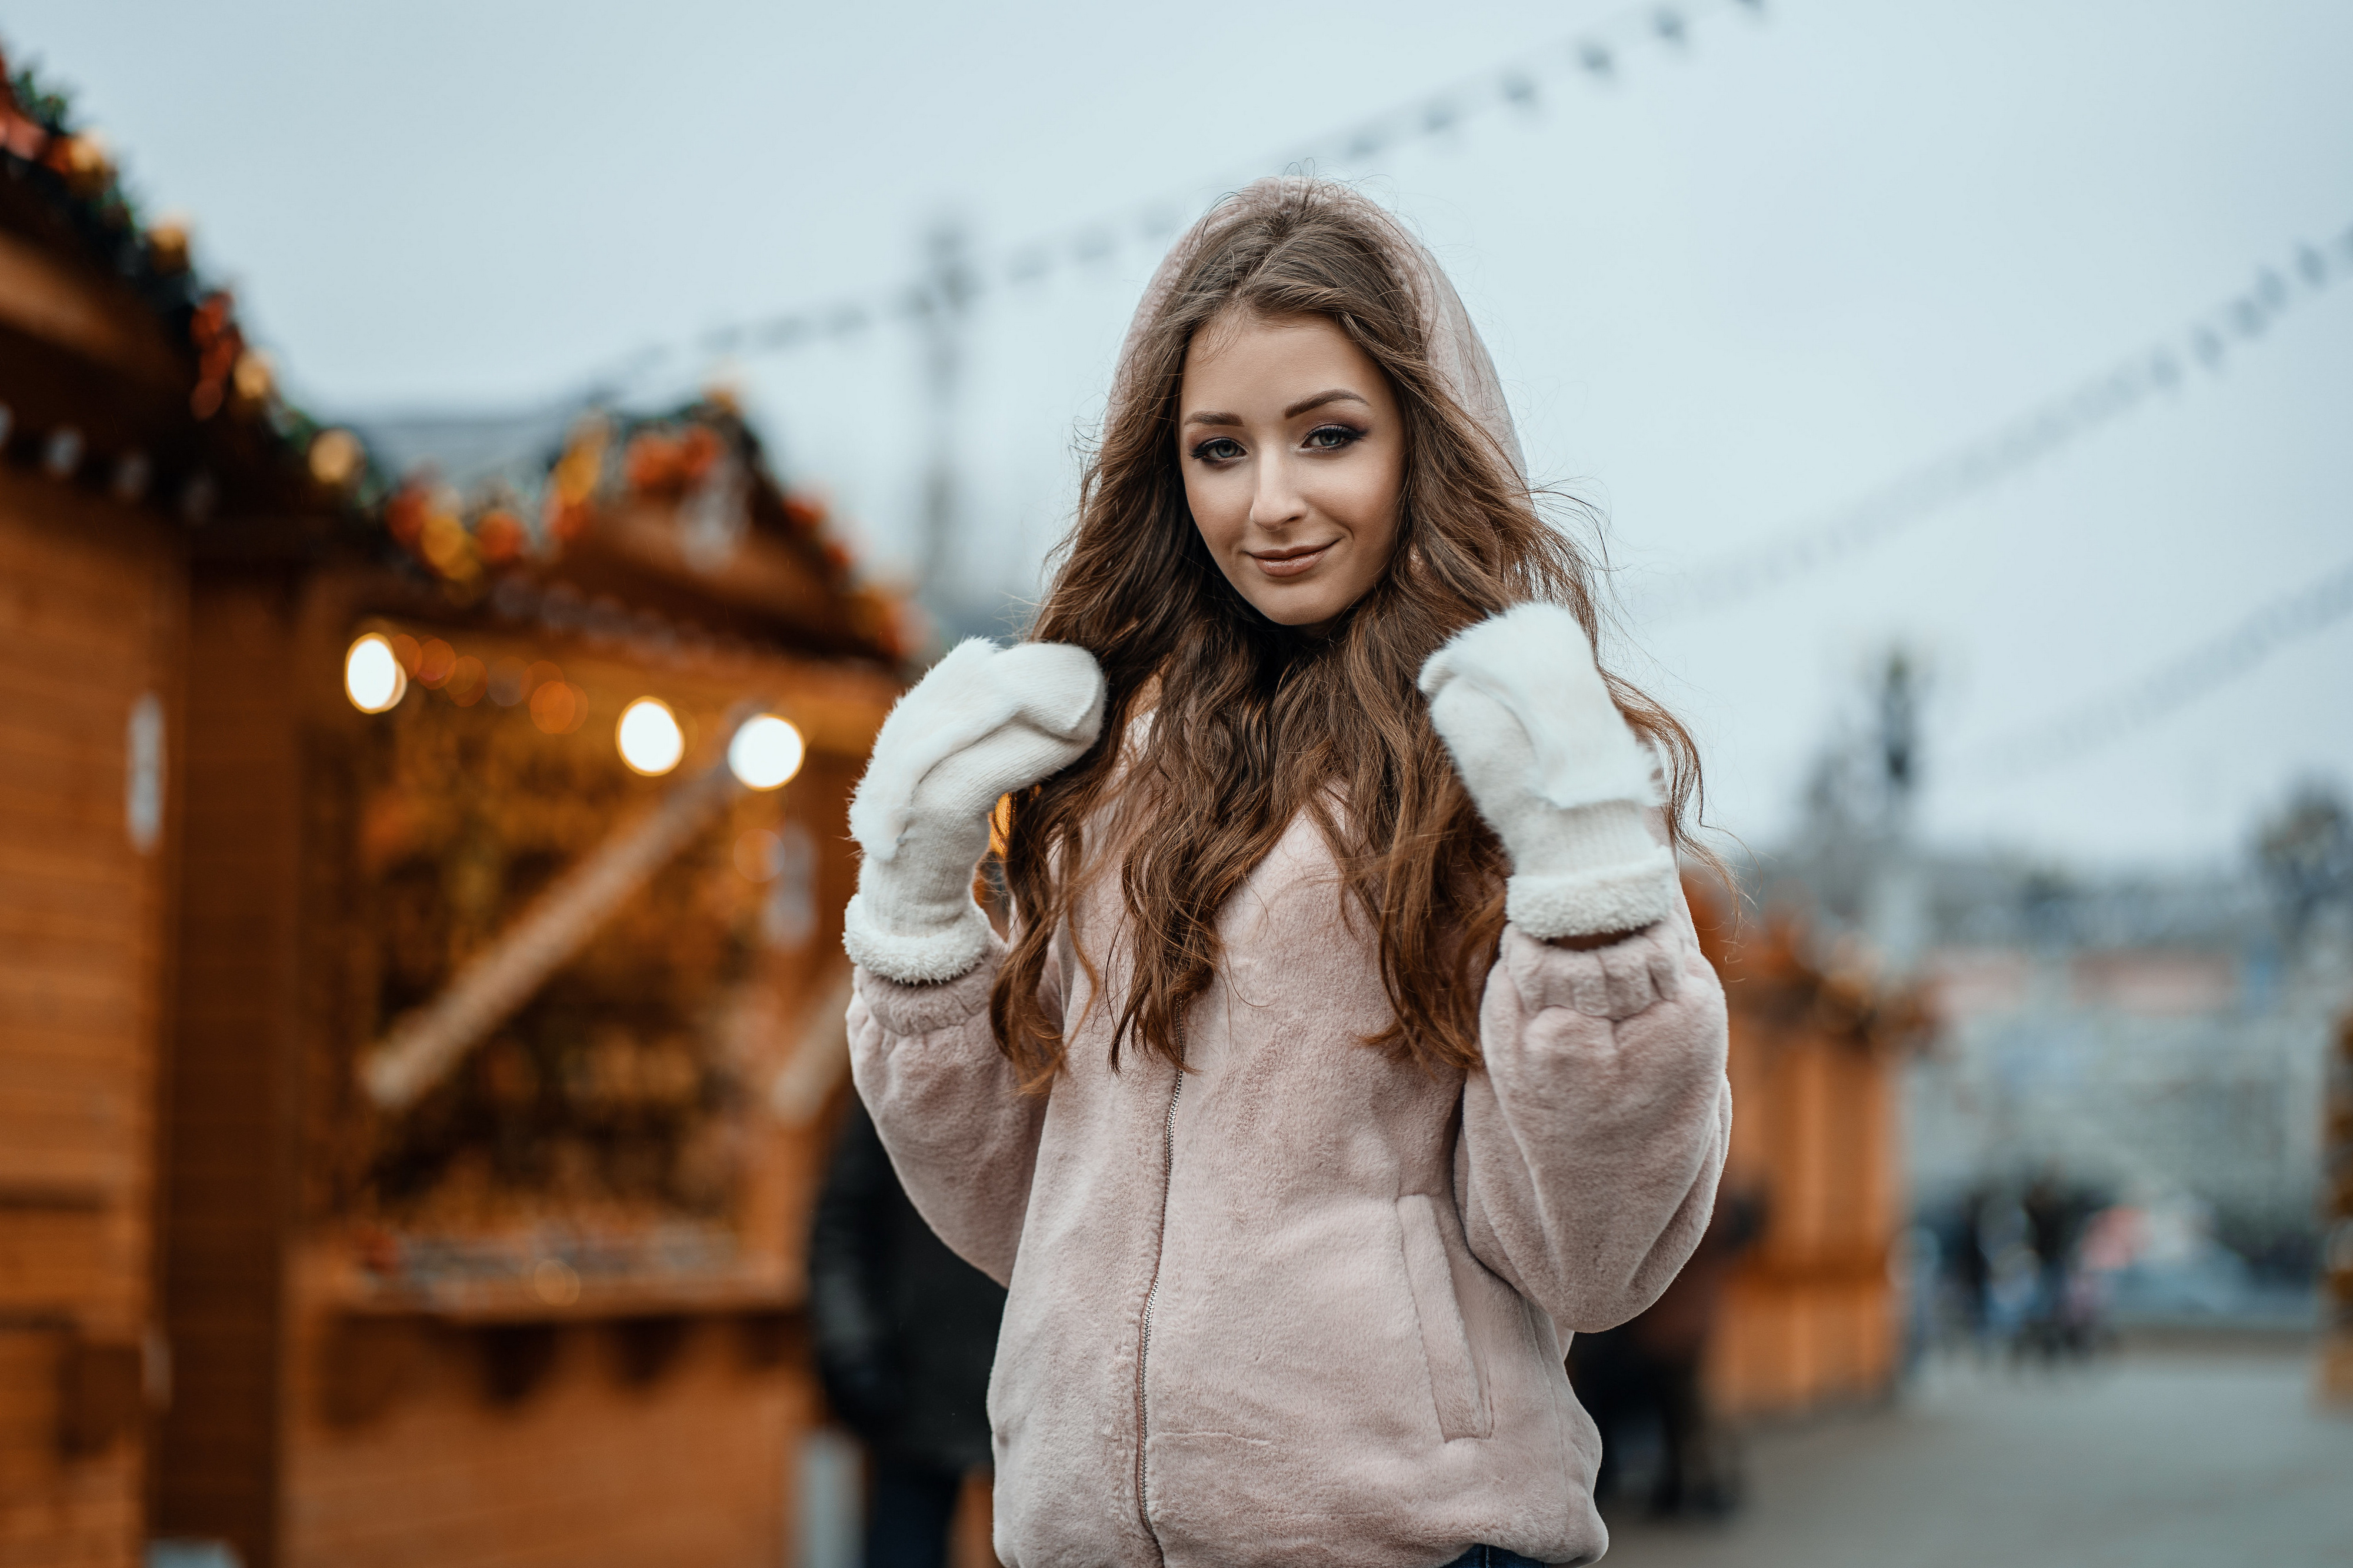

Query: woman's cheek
[[1179, 472, 1213, 543], [1193, 476, 1245, 548], [1325, 466, 1392, 539]]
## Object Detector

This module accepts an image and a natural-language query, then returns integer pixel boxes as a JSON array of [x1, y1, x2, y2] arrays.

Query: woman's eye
[[1305, 425, 1363, 451], [1192, 438, 1245, 463]]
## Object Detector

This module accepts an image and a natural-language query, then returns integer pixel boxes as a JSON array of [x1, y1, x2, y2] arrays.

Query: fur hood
[[1116, 176, 1529, 482]]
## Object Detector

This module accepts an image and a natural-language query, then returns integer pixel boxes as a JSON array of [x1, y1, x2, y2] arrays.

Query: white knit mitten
[[1419, 603, 1677, 939], [844, 639, 1106, 984]]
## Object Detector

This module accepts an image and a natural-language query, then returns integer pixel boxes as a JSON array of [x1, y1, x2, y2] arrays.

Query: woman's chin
[[1222, 556, 1381, 632], [1246, 592, 1355, 636]]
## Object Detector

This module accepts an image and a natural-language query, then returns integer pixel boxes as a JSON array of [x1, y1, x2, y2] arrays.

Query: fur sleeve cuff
[[843, 893, 997, 986], [1498, 919, 1687, 1020], [1504, 848, 1678, 940], [851, 926, 1006, 1034]]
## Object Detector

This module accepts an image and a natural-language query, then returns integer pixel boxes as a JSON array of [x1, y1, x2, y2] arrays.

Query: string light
[[567, 0, 1766, 401], [1641, 218, 2353, 623], [1950, 553, 2353, 788], [726, 715, 805, 791], [309, 428, 364, 488], [615, 697, 685, 776], [344, 633, 406, 713]]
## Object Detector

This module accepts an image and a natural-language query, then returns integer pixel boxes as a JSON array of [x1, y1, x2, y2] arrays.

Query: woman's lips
[[1249, 541, 1335, 579]]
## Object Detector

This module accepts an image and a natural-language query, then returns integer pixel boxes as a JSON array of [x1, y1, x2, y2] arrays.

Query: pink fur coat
[[848, 805, 1730, 1567]]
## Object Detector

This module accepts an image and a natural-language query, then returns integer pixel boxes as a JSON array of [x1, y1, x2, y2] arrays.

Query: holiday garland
[[2, 45, 387, 509], [2, 39, 906, 659]]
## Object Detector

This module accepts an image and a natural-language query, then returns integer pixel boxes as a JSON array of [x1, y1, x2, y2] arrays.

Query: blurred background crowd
[[0, 3, 2347, 1566]]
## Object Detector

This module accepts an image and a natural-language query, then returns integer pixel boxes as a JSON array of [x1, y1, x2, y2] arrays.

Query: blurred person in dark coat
[[1568, 1185, 1764, 1519], [2017, 1169, 2102, 1362], [1952, 1183, 1998, 1341], [810, 1100, 1005, 1568]]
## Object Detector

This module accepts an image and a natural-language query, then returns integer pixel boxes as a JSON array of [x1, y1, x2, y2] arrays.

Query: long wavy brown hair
[[990, 185, 1704, 1084]]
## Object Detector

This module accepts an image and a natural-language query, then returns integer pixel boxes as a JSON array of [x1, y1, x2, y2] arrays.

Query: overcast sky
[[13, 0, 2349, 871]]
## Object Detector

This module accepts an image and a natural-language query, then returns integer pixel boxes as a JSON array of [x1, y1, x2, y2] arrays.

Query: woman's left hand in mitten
[[843, 638, 1105, 984], [1419, 603, 1678, 941]]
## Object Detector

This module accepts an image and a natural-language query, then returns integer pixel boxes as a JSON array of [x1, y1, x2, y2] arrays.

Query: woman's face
[[1177, 311, 1405, 634]]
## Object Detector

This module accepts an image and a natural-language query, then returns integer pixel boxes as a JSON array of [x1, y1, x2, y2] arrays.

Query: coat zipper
[[1134, 1046, 1184, 1547]]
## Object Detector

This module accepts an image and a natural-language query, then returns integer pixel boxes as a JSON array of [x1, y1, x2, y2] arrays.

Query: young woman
[[839, 178, 1730, 1568]]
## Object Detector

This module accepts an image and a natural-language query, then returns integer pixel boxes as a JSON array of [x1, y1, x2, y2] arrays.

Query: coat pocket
[[1396, 1193, 1492, 1441]]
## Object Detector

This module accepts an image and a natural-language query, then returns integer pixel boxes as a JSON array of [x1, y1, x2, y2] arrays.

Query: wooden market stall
[[0, 56, 349, 1568], [155, 402, 909, 1568], [3, 40, 917, 1564], [1689, 886, 1933, 1418]]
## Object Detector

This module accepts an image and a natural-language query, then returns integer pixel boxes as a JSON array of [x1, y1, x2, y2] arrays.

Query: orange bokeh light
[[530, 680, 586, 735], [733, 828, 783, 882], [416, 638, 456, 688], [475, 509, 526, 565], [488, 657, 531, 706], [446, 656, 488, 706]]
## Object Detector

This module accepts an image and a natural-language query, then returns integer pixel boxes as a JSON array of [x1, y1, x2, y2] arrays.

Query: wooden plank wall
[[1689, 884, 1906, 1422], [1708, 1017, 1902, 1417], [154, 570, 305, 1566], [0, 469, 182, 1568], [279, 1293, 812, 1568]]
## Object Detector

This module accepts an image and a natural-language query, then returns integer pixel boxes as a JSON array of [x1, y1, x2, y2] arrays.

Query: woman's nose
[[1248, 454, 1308, 531]]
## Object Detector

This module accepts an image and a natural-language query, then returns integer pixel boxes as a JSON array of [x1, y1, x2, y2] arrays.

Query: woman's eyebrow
[[1181, 389, 1369, 428], [1282, 388, 1370, 418]]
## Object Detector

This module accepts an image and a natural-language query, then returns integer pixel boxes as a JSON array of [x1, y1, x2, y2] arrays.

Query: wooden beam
[[0, 231, 184, 389], [359, 758, 745, 1110]]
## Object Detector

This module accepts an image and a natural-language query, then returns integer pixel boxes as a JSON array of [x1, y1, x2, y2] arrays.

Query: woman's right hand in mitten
[[842, 638, 1106, 985], [1419, 603, 1677, 941]]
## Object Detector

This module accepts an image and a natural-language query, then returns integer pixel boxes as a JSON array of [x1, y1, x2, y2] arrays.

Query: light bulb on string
[[345, 633, 406, 713], [616, 697, 684, 776], [728, 715, 804, 790]]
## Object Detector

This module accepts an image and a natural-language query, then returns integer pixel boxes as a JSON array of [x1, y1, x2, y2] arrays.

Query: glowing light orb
[[531, 1259, 581, 1307], [344, 633, 406, 713], [616, 697, 685, 776], [728, 715, 805, 790]]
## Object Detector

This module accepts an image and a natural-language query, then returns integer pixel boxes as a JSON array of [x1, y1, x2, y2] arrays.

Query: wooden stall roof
[[337, 398, 920, 666], [0, 49, 347, 528], [2, 45, 914, 669], [1691, 881, 1941, 1058]]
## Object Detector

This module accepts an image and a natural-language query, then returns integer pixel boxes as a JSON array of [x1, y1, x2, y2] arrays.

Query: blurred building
[[1902, 858, 2335, 1266], [1, 49, 916, 1568], [1767, 820, 2339, 1306], [1759, 656, 2345, 1320]]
